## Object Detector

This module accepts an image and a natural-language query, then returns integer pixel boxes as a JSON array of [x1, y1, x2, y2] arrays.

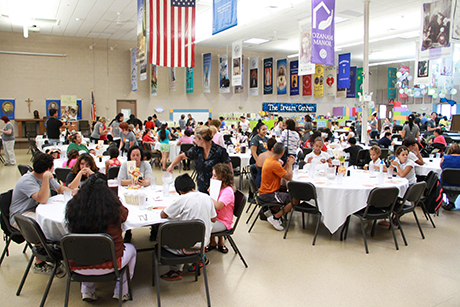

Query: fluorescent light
[[335, 48, 342, 52], [244, 38, 270, 44], [397, 30, 420, 39], [287, 53, 299, 58], [336, 30, 420, 49], [334, 16, 348, 24], [369, 58, 415, 67]]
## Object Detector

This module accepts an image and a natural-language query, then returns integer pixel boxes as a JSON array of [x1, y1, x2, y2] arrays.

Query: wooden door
[[116, 100, 137, 120]]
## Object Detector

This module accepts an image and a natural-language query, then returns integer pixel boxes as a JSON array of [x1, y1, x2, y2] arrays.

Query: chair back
[[287, 181, 319, 211], [356, 149, 370, 167], [231, 156, 241, 174], [302, 148, 313, 157], [248, 175, 258, 196], [61, 233, 120, 275], [107, 166, 120, 180], [0, 190, 23, 239], [441, 168, 460, 186], [424, 171, 439, 195], [17, 165, 32, 176], [364, 187, 399, 215], [223, 134, 232, 144], [55, 167, 71, 184], [231, 190, 246, 232], [157, 220, 205, 255], [404, 182, 426, 204], [142, 142, 153, 151], [180, 144, 194, 154], [380, 148, 389, 160]]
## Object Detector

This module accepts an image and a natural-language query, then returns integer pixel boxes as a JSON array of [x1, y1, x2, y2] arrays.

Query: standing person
[[186, 114, 195, 128], [65, 173, 136, 302], [219, 116, 226, 129], [178, 114, 186, 130], [370, 112, 379, 140], [239, 116, 251, 133], [426, 112, 438, 137], [420, 113, 428, 127], [280, 119, 300, 159], [210, 119, 225, 148], [356, 114, 363, 142], [0, 116, 16, 165], [153, 114, 161, 128], [166, 126, 232, 193], [250, 122, 268, 165], [159, 123, 171, 171], [91, 117, 108, 143], [401, 114, 420, 142], [145, 116, 155, 130], [303, 115, 313, 137], [109, 113, 124, 147], [119, 122, 138, 153], [46, 108, 70, 145]]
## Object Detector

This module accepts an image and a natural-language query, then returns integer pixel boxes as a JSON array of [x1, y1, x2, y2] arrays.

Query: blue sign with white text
[[262, 103, 316, 113], [338, 53, 350, 89], [212, 0, 237, 35]]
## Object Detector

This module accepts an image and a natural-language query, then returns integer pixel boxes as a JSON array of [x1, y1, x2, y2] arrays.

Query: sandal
[[217, 245, 229, 254], [205, 244, 217, 252]]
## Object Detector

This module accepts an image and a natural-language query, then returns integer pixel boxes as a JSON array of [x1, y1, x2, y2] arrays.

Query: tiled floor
[[1, 149, 460, 306]]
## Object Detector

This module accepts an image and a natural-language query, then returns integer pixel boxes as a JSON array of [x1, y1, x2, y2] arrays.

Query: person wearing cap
[[0, 116, 16, 165]]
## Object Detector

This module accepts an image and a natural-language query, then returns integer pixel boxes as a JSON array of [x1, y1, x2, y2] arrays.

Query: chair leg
[[126, 266, 133, 301], [413, 211, 425, 239], [22, 243, 29, 254], [227, 236, 248, 268], [312, 214, 321, 246], [302, 212, 305, 229], [396, 215, 408, 246], [201, 255, 211, 307], [39, 262, 58, 307], [248, 208, 262, 233], [421, 203, 436, 228], [153, 256, 161, 307], [359, 219, 369, 254], [64, 276, 71, 307], [340, 216, 350, 241], [246, 205, 258, 224], [0, 237, 11, 266], [16, 255, 34, 296], [370, 220, 377, 237], [283, 210, 295, 239], [389, 216, 400, 251]]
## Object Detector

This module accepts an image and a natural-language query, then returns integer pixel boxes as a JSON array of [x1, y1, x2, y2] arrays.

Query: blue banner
[[0, 99, 15, 120], [186, 67, 194, 93], [46, 99, 61, 118], [276, 59, 287, 95], [203, 53, 212, 93], [338, 53, 350, 89], [263, 58, 273, 95], [262, 102, 316, 113], [77, 99, 82, 120], [290, 60, 299, 96], [212, 0, 237, 35], [346, 67, 357, 98], [311, 0, 335, 66]]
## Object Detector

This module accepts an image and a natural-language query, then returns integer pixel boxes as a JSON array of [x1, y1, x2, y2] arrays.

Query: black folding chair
[[356, 149, 370, 169], [179, 144, 194, 172], [54, 167, 71, 185], [212, 190, 248, 267], [107, 166, 121, 180], [17, 164, 33, 176], [440, 168, 460, 207], [419, 171, 439, 228], [284, 181, 322, 245], [248, 195, 287, 233], [60, 233, 133, 307], [245, 171, 259, 218], [230, 156, 243, 190], [302, 148, 313, 158], [152, 220, 211, 307], [27, 134, 40, 162]]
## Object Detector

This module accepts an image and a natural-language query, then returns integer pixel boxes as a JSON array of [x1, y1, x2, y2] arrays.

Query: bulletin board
[[169, 109, 212, 123]]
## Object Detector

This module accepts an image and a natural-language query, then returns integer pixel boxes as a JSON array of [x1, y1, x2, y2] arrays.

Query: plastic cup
[[387, 167, 393, 179], [108, 179, 118, 196], [162, 183, 170, 197], [63, 189, 72, 202], [150, 178, 157, 190], [337, 172, 344, 185], [138, 192, 147, 210]]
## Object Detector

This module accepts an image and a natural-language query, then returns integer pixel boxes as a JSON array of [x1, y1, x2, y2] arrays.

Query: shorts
[[160, 143, 170, 153], [258, 191, 290, 205]]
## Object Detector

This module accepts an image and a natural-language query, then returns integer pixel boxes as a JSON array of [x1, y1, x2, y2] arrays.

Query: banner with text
[[338, 53, 351, 88], [186, 67, 194, 93], [232, 40, 242, 86], [131, 48, 137, 92], [346, 66, 357, 98], [0, 99, 15, 120], [299, 19, 315, 76], [356, 67, 363, 96], [387, 67, 397, 99], [235, 55, 244, 93], [212, 0, 237, 35], [264, 57, 273, 95], [219, 54, 231, 93], [399, 65, 410, 99], [169, 68, 176, 92], [276, 59, 287, 95], [151, 64, 157, 96], [324, 65, 336, 97], [203, 53, 211, 93], [290, 60, 299, 96], [137, 0, 147, 80], [311, 0, 335, 65], [302, 75, 313, 96], [249, 56, 259, 96], [314, 64, 324, 97], [263, 102, 317, 113]]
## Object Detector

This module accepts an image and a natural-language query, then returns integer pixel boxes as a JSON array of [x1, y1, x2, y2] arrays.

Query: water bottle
[[379, 160, 384, 173]]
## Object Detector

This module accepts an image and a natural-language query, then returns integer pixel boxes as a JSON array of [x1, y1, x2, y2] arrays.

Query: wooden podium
[[15, 118, 46, 138]]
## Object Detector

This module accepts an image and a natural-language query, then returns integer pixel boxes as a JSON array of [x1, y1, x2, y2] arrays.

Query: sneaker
[[268, 215, 284, 231], [160, 270, 183, 281], [82, 292, 98, 302], [187, 255, 209, 272], [112, 293, 131, 301], [33, 262, 54, 275], [442, 202, 455, 211]]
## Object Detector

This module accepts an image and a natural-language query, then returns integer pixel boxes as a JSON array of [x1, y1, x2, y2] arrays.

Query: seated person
[[62, 149, 79, 168], [65, 173, 136, 302], [67, 133, 89, 153], [105, 146, 121, 172], [343, 137, 363, 166], [431, 128, 447, 149], [440, 144, 460, 210], [10, 152, 71, 274], [378, 131, 394, 149], [402, 139, 424, 166], [177, 129, 195, 170], [364, 145, 387, 171], [304, 131, 327, 151], [390, 146, 416, 185], [159, 174, 217, 280], [255, 137, 277, 188], [117, 145, 152, 187], [66, 154, 99, 189], [304, 138, 332, 166], [259, 143, 296, 231], [346, 126, 356, 142], [45, 148, 62, 159]]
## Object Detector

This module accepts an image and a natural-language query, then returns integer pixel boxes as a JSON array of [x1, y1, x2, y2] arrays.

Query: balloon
[[407, 75, 413, 81], [451, 89, 458, 95], [399, 89, 404, 94], [433, 94, 438, 98], [422, 90, 427, 95], [420, 84, 426, 89], [439, 93, 446, 98], [396, 72, 402, 78]]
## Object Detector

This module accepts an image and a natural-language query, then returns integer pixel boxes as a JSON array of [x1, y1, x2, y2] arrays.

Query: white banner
[[299, 20, 316, 76], [232, 40, 242, 86], [131, 48, 137, 92], [151, 64, 157, 96], [219, 54, 231, 93], [249, 56, 259, 96], [324, 65, 337, 97], [169, 67, 176, 92]]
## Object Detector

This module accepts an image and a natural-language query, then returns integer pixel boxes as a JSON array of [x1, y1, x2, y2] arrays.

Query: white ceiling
[[0, 0, 429, 65]]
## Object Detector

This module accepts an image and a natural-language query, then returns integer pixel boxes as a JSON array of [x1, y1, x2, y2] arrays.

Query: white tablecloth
[[36, 185, 178, 241], [294, 169, 409, 233], [229, 152, 252, 168], [36, 135, 91, 151], [415, 158, 442, 176]]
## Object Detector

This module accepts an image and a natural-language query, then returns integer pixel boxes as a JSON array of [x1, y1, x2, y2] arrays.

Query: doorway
[[117, 100, 137, 121]]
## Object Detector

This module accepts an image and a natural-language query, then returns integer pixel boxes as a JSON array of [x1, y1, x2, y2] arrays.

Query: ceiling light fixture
[[287, 53, 299, 58], [369, 58, 415, 67], [243, 38, 270, 44]]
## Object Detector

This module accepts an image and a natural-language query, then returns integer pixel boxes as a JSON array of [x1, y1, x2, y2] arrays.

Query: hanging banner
[[399, 65, 410, 99], [61, 95, 78, 121], [346, 66, 357, 98], [46, 99, 61, 118], [387, 67, 397, 99], [77, 99, 82, 120], [314, 64, 324, 97], [290, 60, 299, 96], [150, 64, 158, 96], [169, 68, 176, 92], [264, 57, 273, 95], [311, 0, 335, 66], [249, 56, 259, 96], [263, 102, 317, 113], [186, 67, 194, 94], [302, 75, 313, 96], [219, 54, 231, 93], [235, 55, 244, 93], [0, 99, 15, 120], [337, 88, 347, 98], [356, 67, 363, 96], [338, 53, 351, 89], [415, 42, 432, 84], [420, 0, 453, 60], [232, 40, 242, 86], [137, 0, 147, 80], [276, 59, 287, 95], [131, 48, 137, 92], [299, 20, 315, 76], [203, 53, 211, 93], [453, 0, 460, 41], [324, 65, 336, 97], [212, 0, 237, 35]]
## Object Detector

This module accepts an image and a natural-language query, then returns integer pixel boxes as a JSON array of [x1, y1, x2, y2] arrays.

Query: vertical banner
[[61, 95, 78, 121], [151, 64, 158, 96], [302, 75, 313, 96], [131, 48, 138, 92], [299, 20, 315, 76], [338, 53, 351, 89], [311, 0, 335, 65], [290, 60, 299, 96], [46, 99, 61, 118], [232, 40, 242, 86], [203, 53, 211, 93], [212, 0, 238, 35], [324, 65, 336, 97], [137, 0, 147, 80], [399, 65, 410, 99], [169, 68, 176, 92], [415, 60, 431, 84], [276, 59, 287, 95], [314, 64, 324, 97], [346, 66, 357, 98], [420, 0, 453, 60], [77, 99, 82, 120], [387, 67, 397, 99], [186, 67, 194, 93], [356, 67, 363, 96], [337, 88, 347, 98], [0, 99, 15, 120], [249, 56, 259, 96], [219, 54, 231, 93], [235, 55, 244, 93], [263, 57, 273, 95], [453, 0, 460, 40]]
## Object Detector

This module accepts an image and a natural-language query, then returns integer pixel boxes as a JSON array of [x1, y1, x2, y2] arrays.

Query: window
[[379, 105, 387, 119], [436, 104, 457, 119]]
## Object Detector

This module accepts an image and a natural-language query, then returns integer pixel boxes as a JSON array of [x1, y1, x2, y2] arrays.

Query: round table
[[415, 158, 442, 176]]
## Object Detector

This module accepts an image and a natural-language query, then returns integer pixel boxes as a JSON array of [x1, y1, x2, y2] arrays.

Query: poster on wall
[[235, 55, 244, 93], [0, 99, 15, 120], [346, 66, 357, 98], [387, 67, 397, 99], [356, 67, 363, 96], [399, 65, 410, 99], [311, 0, 335, 66], [186, 67, 194, 93], [290, 60, 299, 96], [276, 59, 287, 95], [46, 99, 61, 118], [232, 40, 242, 86], [338, 53, 351, 89], [219, 54, 231, 93], [302, 75, 313, 96], [263, 57, 273, 95], [299, 19, 315, 76], [131, 48, 138, 92], [61, 95, 78, 121], [324, 65, 336, 97], [420, 0, 453, 60], [212, 0, 237, 35], [169, 68, 176, 92], [313, 64, 324, 97], [137, 0, 146, 64], [151, 64, 158, 96], [453, 0, 460, 40], [203, 53, 211, 93], [249, 56, 258, 96]]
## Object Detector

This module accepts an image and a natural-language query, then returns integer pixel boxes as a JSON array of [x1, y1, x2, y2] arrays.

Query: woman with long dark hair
[[250, 121, 268, 164], [280, 119, 300, 158], [65, 173, 136, 302], [159, 123, 171, 171], [109, 113, 124, 146], [402, 114, 420, 142], [65, 154, 99, 189]]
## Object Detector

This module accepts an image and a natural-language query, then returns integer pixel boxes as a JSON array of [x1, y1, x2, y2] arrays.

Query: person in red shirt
[[304, 130, 327, 151], [145, 116, 155, 130]]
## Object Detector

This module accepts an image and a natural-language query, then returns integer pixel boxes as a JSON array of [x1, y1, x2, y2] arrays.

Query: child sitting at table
[[343, 137, 363, 166], [304, 138, 332, 166], [364, 145, 387, 172], [105, 146, 121, 172], [390, 145, 416, 185], [62, 149, 79, 168]]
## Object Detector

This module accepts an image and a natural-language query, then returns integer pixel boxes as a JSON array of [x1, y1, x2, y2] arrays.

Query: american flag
[[149, 0, 196, 67], [90, 91, 96, 121]]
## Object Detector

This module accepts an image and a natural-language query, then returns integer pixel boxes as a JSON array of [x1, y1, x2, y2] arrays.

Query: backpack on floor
[[423, 171, 444, 214]]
